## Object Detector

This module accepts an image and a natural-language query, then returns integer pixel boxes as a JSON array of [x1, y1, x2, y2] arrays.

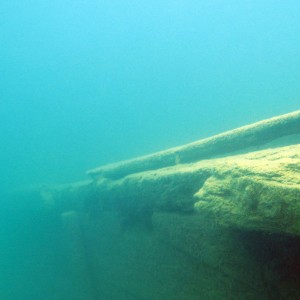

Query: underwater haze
[[1, 0, 300, 193], [1, 1, 300, 300]]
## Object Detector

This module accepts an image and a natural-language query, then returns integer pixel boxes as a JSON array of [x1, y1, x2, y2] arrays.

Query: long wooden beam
[[87, 110, 300, 180]]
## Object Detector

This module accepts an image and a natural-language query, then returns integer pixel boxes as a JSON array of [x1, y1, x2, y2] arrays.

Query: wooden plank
[[87, 110, 300, 180]]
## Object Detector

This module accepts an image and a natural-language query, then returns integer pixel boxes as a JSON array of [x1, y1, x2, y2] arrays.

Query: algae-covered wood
[[33, 110, 300, 299], [86, 144, 300, 235], [88, 110, 300, 180], [194, 145, 300, 235]]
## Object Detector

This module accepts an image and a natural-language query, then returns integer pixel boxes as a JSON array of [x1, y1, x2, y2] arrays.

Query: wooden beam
[[87, 110, 300, 180]]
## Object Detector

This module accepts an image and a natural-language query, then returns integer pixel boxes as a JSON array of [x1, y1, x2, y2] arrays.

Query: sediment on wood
[[87, 110, 300, 180]]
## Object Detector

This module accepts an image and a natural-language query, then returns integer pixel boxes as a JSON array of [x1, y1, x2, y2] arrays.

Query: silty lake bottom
[[1, 111, 300, 300]]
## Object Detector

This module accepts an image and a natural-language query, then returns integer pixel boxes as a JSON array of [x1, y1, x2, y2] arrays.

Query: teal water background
[[1, 2, 300, 299], [1, 1, 300, 193]]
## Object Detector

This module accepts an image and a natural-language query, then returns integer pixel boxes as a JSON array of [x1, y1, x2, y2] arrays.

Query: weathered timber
[[86, 144, 300, 235], [87, 110, 300, 180], [10, 110, 300, 300]]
